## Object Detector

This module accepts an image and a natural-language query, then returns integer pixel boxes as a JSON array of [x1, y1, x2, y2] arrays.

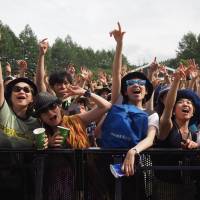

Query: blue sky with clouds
[[1, 0, 200, 65]]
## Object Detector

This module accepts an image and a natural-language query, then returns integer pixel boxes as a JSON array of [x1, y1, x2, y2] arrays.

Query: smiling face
[[11, 82, 33, 110], [174, 98, 194, 121], [125, 78, 147, 106]]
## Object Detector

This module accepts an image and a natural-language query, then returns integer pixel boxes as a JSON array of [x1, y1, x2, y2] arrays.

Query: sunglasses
[[39, 103, 58, 114], [126, 79, 146, 86], [12, 85, 32, 93]]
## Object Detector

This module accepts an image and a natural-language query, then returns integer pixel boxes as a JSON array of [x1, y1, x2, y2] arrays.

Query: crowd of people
[[1, 22, 200, 199]]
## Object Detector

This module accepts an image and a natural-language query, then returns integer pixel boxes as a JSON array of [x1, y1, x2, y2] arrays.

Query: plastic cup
[[57, 126, 70, 147], [33, 128, 46, 149]]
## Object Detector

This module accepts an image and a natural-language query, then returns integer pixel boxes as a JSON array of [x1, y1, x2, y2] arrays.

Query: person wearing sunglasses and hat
[[32, 85, 111, 149], [109, 23, 159, 182], [0, 62, 45, 148]]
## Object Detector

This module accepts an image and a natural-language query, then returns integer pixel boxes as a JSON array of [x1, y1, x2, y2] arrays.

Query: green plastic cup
[[57, 126, 70, 147], [33, 128, 46, 149]]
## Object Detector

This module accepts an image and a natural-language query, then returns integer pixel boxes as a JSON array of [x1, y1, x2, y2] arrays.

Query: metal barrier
[[0, 148, 200, 200]]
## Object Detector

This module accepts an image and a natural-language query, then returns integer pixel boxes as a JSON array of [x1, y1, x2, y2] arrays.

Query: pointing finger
[[117, 22, 121, 32]]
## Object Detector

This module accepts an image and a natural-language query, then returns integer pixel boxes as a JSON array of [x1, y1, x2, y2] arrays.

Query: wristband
[[132, 148, 139, 155], [83, 89, 92, 98]]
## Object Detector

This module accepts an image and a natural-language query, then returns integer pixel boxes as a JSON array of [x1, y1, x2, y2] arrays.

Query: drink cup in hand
[[33, 128, 46, 149], [57, 126, 70, 147]]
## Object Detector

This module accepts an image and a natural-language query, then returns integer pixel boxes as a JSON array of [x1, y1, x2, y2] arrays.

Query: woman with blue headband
[[108, 22, 159, 178]]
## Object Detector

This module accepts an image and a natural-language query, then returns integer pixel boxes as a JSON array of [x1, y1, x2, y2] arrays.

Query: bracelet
[[132, 148, 139, 155], [83, 89, 92, 98]]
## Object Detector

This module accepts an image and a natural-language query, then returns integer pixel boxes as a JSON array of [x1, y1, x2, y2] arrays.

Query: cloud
[[0, 0, 200, 65]]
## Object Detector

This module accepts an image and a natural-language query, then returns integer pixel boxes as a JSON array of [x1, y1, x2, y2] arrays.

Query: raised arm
[[5, 62, 12, 77], [187, 59, 198, 90], [0, 62, 5, 107], [147, 57, 159, 82], [110, 22, 125, 104], [36, 38, 48, 92], [17, 60, 28, 77], [77, 66, 92, 88], [67, 85, 111, 126], [159, 65, 185, 140]]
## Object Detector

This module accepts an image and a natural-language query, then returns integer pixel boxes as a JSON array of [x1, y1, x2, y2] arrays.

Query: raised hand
[[173, 63, 186, 80], [159, 64, 168, 75], [39, 38, 49, 55], [67, 85, 86, 96], [80, 66, 92, 81], [5, 62, 11, 76], [98, 71, 107, 85], [149, 57, 160, 74], [17, 60, 28, 72], [110, 22, 125, 43], [186, 59, 198, 79]]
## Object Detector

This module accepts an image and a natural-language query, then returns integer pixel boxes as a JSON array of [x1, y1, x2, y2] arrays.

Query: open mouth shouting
[[132, 88, 141, 95], [181, 107, 190, 114]]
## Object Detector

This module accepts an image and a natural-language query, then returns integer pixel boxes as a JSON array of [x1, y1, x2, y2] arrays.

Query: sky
[[0, 0, 200, 66]]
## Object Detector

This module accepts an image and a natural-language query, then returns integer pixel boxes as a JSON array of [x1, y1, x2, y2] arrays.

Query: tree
[[19, 25, 38, 75], [0, 21, 22, 74], [177, 32, 200, 64], [0, 20, 131, 77]]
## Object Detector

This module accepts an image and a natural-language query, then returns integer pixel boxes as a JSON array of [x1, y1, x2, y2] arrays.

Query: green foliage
[[19, 24, 38, 75], [177, 32, 200, 64], [2, 21, 200, 78], [0, 21, 130, 77], [0, 21, 21, 69], [161, 58, 178, 69]]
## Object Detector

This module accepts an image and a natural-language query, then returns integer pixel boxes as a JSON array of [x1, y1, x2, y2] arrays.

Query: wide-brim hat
[[5, 77, 38, 101], [32, 92, 62, 117], [176, 89, 200, 125], [121, 72, 153, 102]]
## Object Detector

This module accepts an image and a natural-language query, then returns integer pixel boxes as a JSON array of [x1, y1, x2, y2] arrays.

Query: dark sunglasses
[[126, 79, 146, 86], [39, 103, 58, 114], [12, 85, 32, 93]]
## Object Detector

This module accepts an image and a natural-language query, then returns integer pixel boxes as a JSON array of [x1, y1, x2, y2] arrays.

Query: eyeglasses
[[12, 85, 32, 93], [126, 79, 146, 86], [39, 103, 58, 114]]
